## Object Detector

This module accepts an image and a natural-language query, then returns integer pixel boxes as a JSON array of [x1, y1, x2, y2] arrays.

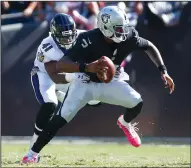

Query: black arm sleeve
[[129, 28, 167, 73], [144, 40, 167, 73], [130, 28, 167, 73]]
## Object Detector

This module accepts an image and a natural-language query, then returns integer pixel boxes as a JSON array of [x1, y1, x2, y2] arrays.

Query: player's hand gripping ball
[[97, 56, 116, 83]]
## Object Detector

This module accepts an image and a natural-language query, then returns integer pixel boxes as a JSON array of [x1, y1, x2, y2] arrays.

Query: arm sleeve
[[129, 29, 166, 72]]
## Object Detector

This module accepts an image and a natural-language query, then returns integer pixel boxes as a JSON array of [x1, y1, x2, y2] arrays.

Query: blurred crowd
[[2, 1, 191, 29]]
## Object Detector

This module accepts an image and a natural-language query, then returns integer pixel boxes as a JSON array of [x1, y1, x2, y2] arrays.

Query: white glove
[[65, 73, 77, 82], [65, 73, 90, 83]]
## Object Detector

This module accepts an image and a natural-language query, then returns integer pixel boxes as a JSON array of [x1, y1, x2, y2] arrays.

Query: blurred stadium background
[[1, 1, 191, 167]]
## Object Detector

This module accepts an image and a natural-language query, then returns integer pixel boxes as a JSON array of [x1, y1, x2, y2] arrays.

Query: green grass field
[[2, 143, 190, 167]]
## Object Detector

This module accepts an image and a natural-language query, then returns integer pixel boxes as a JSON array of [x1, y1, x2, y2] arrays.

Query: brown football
[[97, 56, 116, 83]]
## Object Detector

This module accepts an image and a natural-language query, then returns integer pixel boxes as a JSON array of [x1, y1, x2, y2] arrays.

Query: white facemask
[[60, 44, 72, 50], [111, 37, 123, 43]]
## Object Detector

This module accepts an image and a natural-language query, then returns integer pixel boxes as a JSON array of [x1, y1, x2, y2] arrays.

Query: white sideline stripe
[[1, 136, 190, 145]]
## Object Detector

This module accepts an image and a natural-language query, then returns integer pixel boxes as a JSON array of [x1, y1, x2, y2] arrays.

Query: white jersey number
[[37, 43, 53, 62], [81, 38, 92, 48], [42, 43, 53, 52]]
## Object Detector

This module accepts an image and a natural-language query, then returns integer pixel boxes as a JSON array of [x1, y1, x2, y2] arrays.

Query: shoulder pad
[[37, 36, 63, 63], [131, 27, 139, 38]]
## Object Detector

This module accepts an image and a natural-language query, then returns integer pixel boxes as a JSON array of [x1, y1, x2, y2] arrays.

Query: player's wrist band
[[158, 65, 167, 73], [79, 63, 86, 72]]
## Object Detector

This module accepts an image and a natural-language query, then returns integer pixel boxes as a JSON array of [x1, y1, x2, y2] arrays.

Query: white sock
[[29, 133, 39, 149], [121, 115, 131, 127], [32, 133, 39, 140], [28, 149, 39, 156]]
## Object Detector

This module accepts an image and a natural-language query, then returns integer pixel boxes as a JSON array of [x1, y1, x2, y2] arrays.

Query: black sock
[[34, 103, 57, 135], [31, 115, 67, 153], [34, 128, 42, 136], [123, 102, 143, 123]]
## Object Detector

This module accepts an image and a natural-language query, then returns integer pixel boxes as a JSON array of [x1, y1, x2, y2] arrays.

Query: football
[[97, 56, 116, 83]]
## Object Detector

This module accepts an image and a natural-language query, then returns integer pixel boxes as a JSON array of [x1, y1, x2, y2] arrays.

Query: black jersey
[[66, 27, 149, 82]]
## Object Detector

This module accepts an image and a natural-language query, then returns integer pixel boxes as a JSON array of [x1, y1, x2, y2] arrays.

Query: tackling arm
[[56, 58, 81, 73], [45, 61, 75, 84], [55, 33, 104, 74], [56, 56, 100, 74]]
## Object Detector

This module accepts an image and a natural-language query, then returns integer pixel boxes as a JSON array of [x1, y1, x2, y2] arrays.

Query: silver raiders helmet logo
[[101, 13, 110, 24]]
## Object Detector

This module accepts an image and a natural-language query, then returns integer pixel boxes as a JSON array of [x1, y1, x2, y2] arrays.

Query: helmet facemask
[[51, 22, 77, 50], [55, 29, 77, 49], [110, 25, 129, 43]]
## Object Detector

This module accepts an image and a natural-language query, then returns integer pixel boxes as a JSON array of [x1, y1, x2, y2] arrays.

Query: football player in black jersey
[[22, 6, 175, 163]]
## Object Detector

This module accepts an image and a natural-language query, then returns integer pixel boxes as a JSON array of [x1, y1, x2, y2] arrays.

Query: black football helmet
[[50, 13, 77, 49]]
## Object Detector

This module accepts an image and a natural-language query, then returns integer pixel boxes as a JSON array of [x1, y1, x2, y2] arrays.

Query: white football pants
[[57, 79, 142, 122], [31, 71, 101, 106]]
